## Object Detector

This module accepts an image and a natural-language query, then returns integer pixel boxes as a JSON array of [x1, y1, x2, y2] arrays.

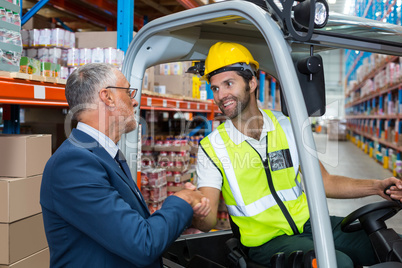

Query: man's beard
[[115, 99, 137, 134], [219, 84, 251, 120]]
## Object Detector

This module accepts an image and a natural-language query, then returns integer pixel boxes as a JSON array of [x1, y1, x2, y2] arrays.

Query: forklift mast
[[120, 1, 402, 267]]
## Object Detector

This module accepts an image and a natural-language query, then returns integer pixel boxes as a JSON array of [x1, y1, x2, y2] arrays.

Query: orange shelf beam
[[140, 95, 219, 114], [0, 77, 68, 107], [0, 76, 221, 116]]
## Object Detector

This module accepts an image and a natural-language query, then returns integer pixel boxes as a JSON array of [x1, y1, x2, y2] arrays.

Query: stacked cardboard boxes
[[154, 74, 193, 97], [140, 168, 167, 214], [0, 135, 51, 268], [152, 62, 194, 97], [327, 119, 347, 141]]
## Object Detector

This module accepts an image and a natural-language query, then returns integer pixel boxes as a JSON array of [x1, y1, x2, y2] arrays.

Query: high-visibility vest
[[200, 110, 309, 247]]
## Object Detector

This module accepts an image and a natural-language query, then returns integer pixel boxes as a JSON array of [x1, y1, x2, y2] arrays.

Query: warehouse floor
[[313, 133, 402, 234]]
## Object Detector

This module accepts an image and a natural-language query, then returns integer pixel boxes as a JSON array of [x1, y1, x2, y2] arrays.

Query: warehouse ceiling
[[22, 0, 210, 32]]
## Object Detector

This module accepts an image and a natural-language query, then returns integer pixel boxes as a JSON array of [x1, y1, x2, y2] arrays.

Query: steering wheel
[[342, 185, 402, 233], [341, 200, 401, 233]]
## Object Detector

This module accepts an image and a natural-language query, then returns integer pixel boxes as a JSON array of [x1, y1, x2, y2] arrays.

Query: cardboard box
[[0, 135, 51, 178], [167, 172, 192, 183], [0, 214, 48, 265], [154, 74, 193, 96], [166, 166, 189, 173], [75, 31, 136, 48], [154, 62, 193, 76], [0, 175, 42, 223], [154, 85, 166, 94], [141, 145, 153, 152], [189, 144, 199, 155], [167, 186, 184, 192], [0, 248, 49, 268]]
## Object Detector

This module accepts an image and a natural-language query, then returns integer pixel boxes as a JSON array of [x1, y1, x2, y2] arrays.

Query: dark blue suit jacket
[[40, 129, 193, 267]]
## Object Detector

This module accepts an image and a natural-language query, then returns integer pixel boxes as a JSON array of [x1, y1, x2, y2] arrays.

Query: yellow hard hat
[[204, 42, 259, 80]]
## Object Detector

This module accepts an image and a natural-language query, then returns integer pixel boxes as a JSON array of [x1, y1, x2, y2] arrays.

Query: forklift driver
[[193, 42, 402, 267]]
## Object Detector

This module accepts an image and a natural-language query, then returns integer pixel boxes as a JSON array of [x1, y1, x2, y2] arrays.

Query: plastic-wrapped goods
[[41, 61, 52, 77], [63, 30, 70, 48], [48, 47, 62, 64], [38, 48, 49, 62], [12, 12, 20, 26], [26, 48, 37, 58], [61, 48, 68, 66], [39, 29, 51, 47], [70, 32, 76, 48], [67, 48, 79, 66], [29, 29, 40, 47], [148, 201, 163, 214], [1, 50, 22, 67], [79, 48, 92, 65], [54, 63, 61, 77], [5, 9, 12, 23], [0, 29, 21, 46], [41, 62, 60, 77], [146, 168, 167, 187], [60, 66, 69, 79], [116, 49, 124, 68], [0, 8, 6, 21], [51, 28, 65, 47], [0, 29, 4, 43], [149, 184, 167, 202], [91, 47, 104, 63], [104, 47, 117, 65], [19, 56, 41, 75], [0, 8, 20, 26], [21, 29, 28, 47], [21, 49, 26, 57]]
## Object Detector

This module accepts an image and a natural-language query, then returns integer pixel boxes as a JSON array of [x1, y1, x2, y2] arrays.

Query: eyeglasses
[[106, 86, 138, 99]]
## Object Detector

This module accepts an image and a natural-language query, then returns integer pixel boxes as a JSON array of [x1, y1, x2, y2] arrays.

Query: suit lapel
[[69, 129, 149, 213]]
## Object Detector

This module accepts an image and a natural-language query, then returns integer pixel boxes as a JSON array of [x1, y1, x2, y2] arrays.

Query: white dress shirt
[[196, 108, 276, 190], [77, 122, 119, 159]]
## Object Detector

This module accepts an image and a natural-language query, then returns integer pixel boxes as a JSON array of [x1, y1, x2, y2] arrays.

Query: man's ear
[[99, 88, 115, 107], [249, 76, 258, 93]]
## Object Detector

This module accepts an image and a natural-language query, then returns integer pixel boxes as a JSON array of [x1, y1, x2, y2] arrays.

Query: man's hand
[[174, 182, 211, 218], [379, 177, 402, 202]]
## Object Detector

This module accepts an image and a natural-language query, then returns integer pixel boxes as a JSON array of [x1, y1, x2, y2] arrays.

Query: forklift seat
[[226, 217, 316, 268]]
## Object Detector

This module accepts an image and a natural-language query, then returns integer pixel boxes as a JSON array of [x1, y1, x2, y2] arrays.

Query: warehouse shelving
[[0, 73, 219, 114], [0, 75, 67, 107], [345, 54, 402, 174]]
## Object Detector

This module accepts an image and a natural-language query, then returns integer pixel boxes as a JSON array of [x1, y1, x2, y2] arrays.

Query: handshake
[[173, 182, 211, 218]]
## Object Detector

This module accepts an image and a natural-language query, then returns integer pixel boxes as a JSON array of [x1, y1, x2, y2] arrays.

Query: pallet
[[0, 71, 67, 85]]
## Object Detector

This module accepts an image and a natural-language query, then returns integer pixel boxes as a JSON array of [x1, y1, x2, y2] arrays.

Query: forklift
[[120, 0, 402, 267]]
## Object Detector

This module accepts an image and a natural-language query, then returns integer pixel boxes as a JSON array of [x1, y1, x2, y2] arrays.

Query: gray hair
[[65, 63, 118, 119]]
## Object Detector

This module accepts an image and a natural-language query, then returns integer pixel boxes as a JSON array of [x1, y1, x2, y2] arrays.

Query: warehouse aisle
[[313, 133, 402, 234]]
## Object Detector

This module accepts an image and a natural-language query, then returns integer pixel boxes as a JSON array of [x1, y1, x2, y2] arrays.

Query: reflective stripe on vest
[[270, 110, 299, 177], [201, 109, 309, 246], [207, 112, 302, 217]]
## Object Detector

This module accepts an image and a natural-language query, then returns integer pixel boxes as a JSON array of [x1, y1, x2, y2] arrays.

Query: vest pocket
[[268, 149, 293, 171]]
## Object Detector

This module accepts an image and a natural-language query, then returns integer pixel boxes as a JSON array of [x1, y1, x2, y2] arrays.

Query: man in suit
[[40, 63, 210, 268]]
